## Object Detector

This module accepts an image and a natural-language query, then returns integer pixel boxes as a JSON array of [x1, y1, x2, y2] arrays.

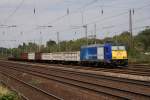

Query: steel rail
[[0, 62, 150, 99], [0, 69, 63, 100]]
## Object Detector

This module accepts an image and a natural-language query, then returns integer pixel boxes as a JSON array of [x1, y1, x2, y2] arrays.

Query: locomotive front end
[[111, 46, 128, 66]]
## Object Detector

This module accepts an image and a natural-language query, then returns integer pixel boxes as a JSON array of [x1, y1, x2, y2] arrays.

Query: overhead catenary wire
[[46, 0, 99, 25], [1, 0, 150, 48], [2, 0, 25, 24], [56, 11, 150, 39], [98, 15, 150, 29], [19, 2, 150, 41], [18, 0, 150, 30], [36, 19, 150, 42], [46, 0, 149, 27], [87, 3, 150, 25], [52, 3, 150, 34], [19, 0, 100, 36]]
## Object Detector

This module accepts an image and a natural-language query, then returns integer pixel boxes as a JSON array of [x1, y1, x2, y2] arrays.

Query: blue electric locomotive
[[80, 44, 128, 66]]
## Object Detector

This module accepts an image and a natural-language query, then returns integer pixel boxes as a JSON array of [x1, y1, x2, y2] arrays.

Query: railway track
[[0, 60, 150, 100], [0, 61, 122, 100], [15, 60, 150, 76], [6, 58, 150, 74], [1, 60, 150, 80], [0, 64, 122, 100], [0, 68, 63, 100]]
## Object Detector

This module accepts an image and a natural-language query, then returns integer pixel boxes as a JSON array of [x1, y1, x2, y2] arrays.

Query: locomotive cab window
[[118, 46, 125, 50], [112, 46, 125, 50]]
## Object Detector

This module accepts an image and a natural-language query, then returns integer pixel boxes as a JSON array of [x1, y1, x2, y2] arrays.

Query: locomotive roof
[[81, 44, 104, 48], [81, 43, 126, 48]]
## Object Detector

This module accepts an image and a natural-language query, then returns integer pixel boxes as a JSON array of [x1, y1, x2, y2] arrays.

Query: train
[[8, 43, 128, 67]]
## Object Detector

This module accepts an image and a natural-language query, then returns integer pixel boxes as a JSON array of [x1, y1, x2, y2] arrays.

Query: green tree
[[46, 40, 56, 47], [135, 29, 150, 51]]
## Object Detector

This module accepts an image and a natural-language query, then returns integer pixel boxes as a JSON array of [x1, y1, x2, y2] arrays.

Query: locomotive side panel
[[97, 47, 104, 60]]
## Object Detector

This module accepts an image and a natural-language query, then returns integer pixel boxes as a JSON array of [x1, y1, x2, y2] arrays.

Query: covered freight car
[[21, 53, 28, 60], [28, 53, 35, 61], [35, 52, 80, 64]]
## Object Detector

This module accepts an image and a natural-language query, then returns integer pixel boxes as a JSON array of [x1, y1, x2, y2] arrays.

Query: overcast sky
[[0, 0, 150, 48]]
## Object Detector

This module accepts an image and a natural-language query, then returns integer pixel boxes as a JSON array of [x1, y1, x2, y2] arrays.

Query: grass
[[0, 84, 21, 100]]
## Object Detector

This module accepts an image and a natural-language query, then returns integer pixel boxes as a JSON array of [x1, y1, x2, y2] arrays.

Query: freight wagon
[[34, 52, 80, 64]]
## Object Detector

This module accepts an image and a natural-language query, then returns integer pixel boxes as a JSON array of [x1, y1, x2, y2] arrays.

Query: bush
[[0, 85, 20, 100]]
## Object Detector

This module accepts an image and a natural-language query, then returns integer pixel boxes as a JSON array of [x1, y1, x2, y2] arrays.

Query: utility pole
[[81, 10, 84, 25], [38, 25, 53, 52], [57, 32, 60, 52], [129, 9, 133, 49], [0, 25, 15, 57], [94, 24, 97, 44], [38, 32, 42, 52], [2, 47, 4, 57], [83, 25, 88, 46], [81, 10, 88, 46], [20, 32, 23, 53], [115, 32, 118, 45]]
